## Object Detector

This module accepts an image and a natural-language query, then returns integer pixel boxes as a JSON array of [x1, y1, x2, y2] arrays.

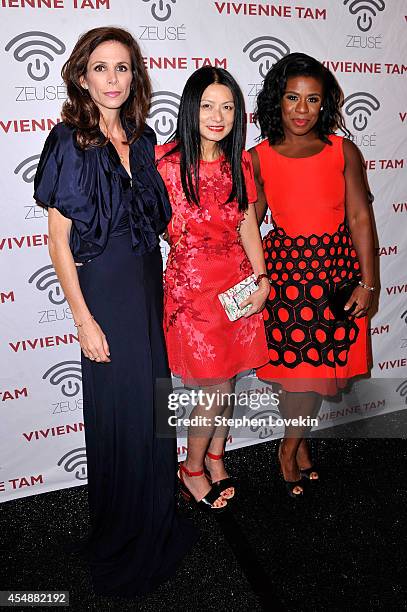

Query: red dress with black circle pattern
[[255, 135, 370, 394], [156, 144, 269, 386]]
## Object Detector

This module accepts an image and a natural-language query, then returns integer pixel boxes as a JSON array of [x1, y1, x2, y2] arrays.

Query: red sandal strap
[[206, 451, 224, 460], [179, 462, 204, 477]]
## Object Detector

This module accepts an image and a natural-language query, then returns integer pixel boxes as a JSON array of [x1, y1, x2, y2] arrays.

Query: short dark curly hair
[[253, 52, 351, 145]]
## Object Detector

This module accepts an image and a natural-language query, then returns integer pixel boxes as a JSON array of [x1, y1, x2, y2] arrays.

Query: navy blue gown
[[34, 122, 197, 597]]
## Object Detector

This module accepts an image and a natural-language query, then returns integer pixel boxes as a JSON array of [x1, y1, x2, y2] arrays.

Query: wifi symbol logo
[[28, 264, 66, 305], [57, 447, 87, 481], [148, 91, 181, 138], [249, 408, 281, 440], [396, 379, 407, 404], [343, 92, 380, 131], [142, 0, 177, 22], [243, 36, 290, 79], [43, 361, 82, 397], [14, 154, 40, 184], [344, 0, 385, 32], [5, 31, 65, 82]]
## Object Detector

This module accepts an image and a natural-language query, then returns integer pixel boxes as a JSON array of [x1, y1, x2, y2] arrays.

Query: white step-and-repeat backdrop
[[1, 0, 406, 501]]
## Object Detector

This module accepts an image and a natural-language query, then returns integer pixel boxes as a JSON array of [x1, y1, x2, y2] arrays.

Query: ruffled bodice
[[34, 121, 171, 262]]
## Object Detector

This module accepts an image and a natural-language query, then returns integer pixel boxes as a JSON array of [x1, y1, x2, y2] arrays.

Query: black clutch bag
[[328, 277, 360, 321]]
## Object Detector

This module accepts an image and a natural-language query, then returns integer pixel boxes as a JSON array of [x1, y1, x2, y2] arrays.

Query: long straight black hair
[[164, 66, 248, 211]]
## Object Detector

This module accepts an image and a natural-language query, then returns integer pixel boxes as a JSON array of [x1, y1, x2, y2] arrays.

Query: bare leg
[[206, 378, 236, 498], [181, 379, 235, 506], [277, 389, 322, 493], [296, 439, 320, 479]]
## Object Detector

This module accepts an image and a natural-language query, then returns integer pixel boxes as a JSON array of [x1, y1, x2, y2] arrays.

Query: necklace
[[101, 114, 127, 164]]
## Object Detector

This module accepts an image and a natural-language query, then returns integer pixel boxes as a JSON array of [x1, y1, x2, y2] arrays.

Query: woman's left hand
[[344, 285, 373, 318], [240, 279, 270, 318], [160, 230, 172, 246]]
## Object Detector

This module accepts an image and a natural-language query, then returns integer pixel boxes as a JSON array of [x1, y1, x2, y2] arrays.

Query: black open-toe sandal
[[284, 479, 304, 498], [278, 441, 305, 498], [299, 466, 319, 481], [204, 451, 235, 500], [178, 462, 228, 512]]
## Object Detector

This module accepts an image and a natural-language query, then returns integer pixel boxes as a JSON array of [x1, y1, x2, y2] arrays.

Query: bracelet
[[74, 314, 94, 328], [255, 273, 270, 286], [358, 281, 375, 292]]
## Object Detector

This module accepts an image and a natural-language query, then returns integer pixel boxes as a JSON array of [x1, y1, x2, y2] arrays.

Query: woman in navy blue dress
[[34, 27, 196, 597]]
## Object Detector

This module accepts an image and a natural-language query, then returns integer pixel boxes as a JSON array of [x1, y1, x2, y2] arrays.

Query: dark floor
[[2, 411, 407, 612]]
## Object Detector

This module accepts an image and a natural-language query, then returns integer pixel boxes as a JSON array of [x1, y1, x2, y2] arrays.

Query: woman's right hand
[[77, 318, 111, 362]]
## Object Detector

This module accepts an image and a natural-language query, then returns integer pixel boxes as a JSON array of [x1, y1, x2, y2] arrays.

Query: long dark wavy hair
[[254, 52, 351, 145], [61, 27, 151, 148], [163, 66, 249, 211]]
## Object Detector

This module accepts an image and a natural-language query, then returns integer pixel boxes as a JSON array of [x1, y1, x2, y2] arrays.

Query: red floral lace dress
[[156, 144, 269, 386]]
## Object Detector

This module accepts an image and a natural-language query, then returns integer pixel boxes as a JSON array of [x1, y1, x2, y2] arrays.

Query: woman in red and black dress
[[250, 53, 375, 497]]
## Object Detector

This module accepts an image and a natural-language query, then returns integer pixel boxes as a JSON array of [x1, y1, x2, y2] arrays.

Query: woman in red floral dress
[[156, 67, 269, 511]]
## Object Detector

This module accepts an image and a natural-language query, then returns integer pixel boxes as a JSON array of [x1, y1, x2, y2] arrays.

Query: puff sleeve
[[34, 122, 114, 263]]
